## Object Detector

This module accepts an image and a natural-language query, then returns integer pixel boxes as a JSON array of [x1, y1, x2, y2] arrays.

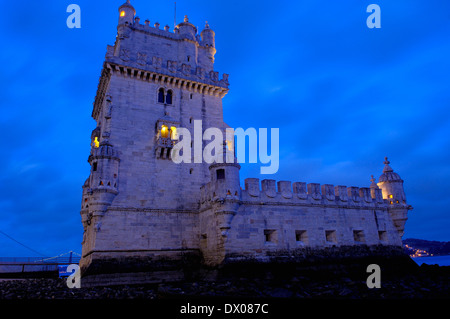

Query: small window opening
[[353, 230, 365, 243], [187, 56, 190, 62], [295, 230, 308, 244], [264, 229, 277, 243], [216, 169, 225, 180], [189, 168, 194, 174], [93, 136, 100, 148], [158, 88, 165, 103], [190, 93, 193, 99], [378, 231, 387, 242], [166, 90, 173, 105], [325, 230, 337, 243], [93, 162, 98, 171]]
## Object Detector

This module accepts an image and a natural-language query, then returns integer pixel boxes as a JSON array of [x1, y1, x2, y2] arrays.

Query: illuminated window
[[170, 126, 177, 139], [120, 11, 126, 17], [166, 90, 173, 105], [161, 125, 169, 138], [158, 88, 165, 103], [93, 136, 100, 148], [388, 194, 393, 199]]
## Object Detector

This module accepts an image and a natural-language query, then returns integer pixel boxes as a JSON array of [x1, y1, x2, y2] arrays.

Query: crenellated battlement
[[242, 178, 389, 207], [200, 177, 402, 211], [109, 10, 229, 91]]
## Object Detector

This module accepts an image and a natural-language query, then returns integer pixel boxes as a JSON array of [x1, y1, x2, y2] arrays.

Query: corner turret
[[118, 0, 136, 25], [200, 22, 217, 64], [377, 157, 412, 237], [175, 15, 197, 41], [377, 157, 406, 204]]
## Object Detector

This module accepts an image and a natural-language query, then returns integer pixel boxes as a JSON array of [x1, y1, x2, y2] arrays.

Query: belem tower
[[79, 1, 413, 285]]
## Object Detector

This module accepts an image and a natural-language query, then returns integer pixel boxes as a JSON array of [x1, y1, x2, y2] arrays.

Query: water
[[412, 255, 450, 266]]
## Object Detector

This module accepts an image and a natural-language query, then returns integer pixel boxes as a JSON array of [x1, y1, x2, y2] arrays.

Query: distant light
[[388, 194, 393, 199], [93, 136, 99, 148], [120, 11, 126, 17]]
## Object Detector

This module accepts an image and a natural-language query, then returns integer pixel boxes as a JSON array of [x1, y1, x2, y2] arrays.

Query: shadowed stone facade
[[79, 1, 412, 286]]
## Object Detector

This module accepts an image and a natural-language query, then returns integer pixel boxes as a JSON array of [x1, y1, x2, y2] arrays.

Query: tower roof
[[379, 157, 402, 183], [176, 15, 197, 32], [119, 0, 136, 14]]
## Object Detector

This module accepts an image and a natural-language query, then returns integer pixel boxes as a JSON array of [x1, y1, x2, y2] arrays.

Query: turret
[[208, 140, 241, 236], [87, 140, 120, 217], [200, 22, 217, 64], [201, 22, 215, 48], [377, 157, 406, 204], [175, 15, 197, 41], [377, 157, 411, 237], [118, 0, 135, 25]]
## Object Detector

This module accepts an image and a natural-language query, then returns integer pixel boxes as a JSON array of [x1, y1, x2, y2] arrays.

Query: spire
[[379, 156, 402, 183], [383, 156, 394, 173], [370, 175, 379, 189]]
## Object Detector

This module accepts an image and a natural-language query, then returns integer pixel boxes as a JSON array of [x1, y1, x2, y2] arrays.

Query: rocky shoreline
[[0, 263, 448, 300]]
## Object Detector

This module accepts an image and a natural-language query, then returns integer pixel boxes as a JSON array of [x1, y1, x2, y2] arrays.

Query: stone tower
[[79, 0, 230, 283], [79, 1, 412, 287]]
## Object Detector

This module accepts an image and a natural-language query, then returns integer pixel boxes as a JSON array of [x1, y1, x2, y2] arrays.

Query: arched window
[[166, 90, 173, 105], [170, 126, 177, 140], [161, 125, 169, 138], [158, 88, 165, 103]]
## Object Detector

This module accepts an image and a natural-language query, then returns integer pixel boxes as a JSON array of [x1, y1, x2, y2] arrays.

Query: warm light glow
[[161, 125, 169, 138], [226, 140, 233, 151], [120, 11, 126, 17], [388, 194, 393, 199], [93, 136, 100, 148], [170, 126, 177, 139]]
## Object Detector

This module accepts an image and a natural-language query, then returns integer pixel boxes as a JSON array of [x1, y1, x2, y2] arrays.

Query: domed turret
[[118, 0, 136, 25], [175, 15, 197, 41], [377, 157, 406, 204], [201, 21, 215, 48], [200, 21, 217, 63], [377, 157, 411, 237]]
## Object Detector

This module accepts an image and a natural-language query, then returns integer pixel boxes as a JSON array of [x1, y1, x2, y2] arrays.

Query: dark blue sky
[[0, 0, 449, 257]]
